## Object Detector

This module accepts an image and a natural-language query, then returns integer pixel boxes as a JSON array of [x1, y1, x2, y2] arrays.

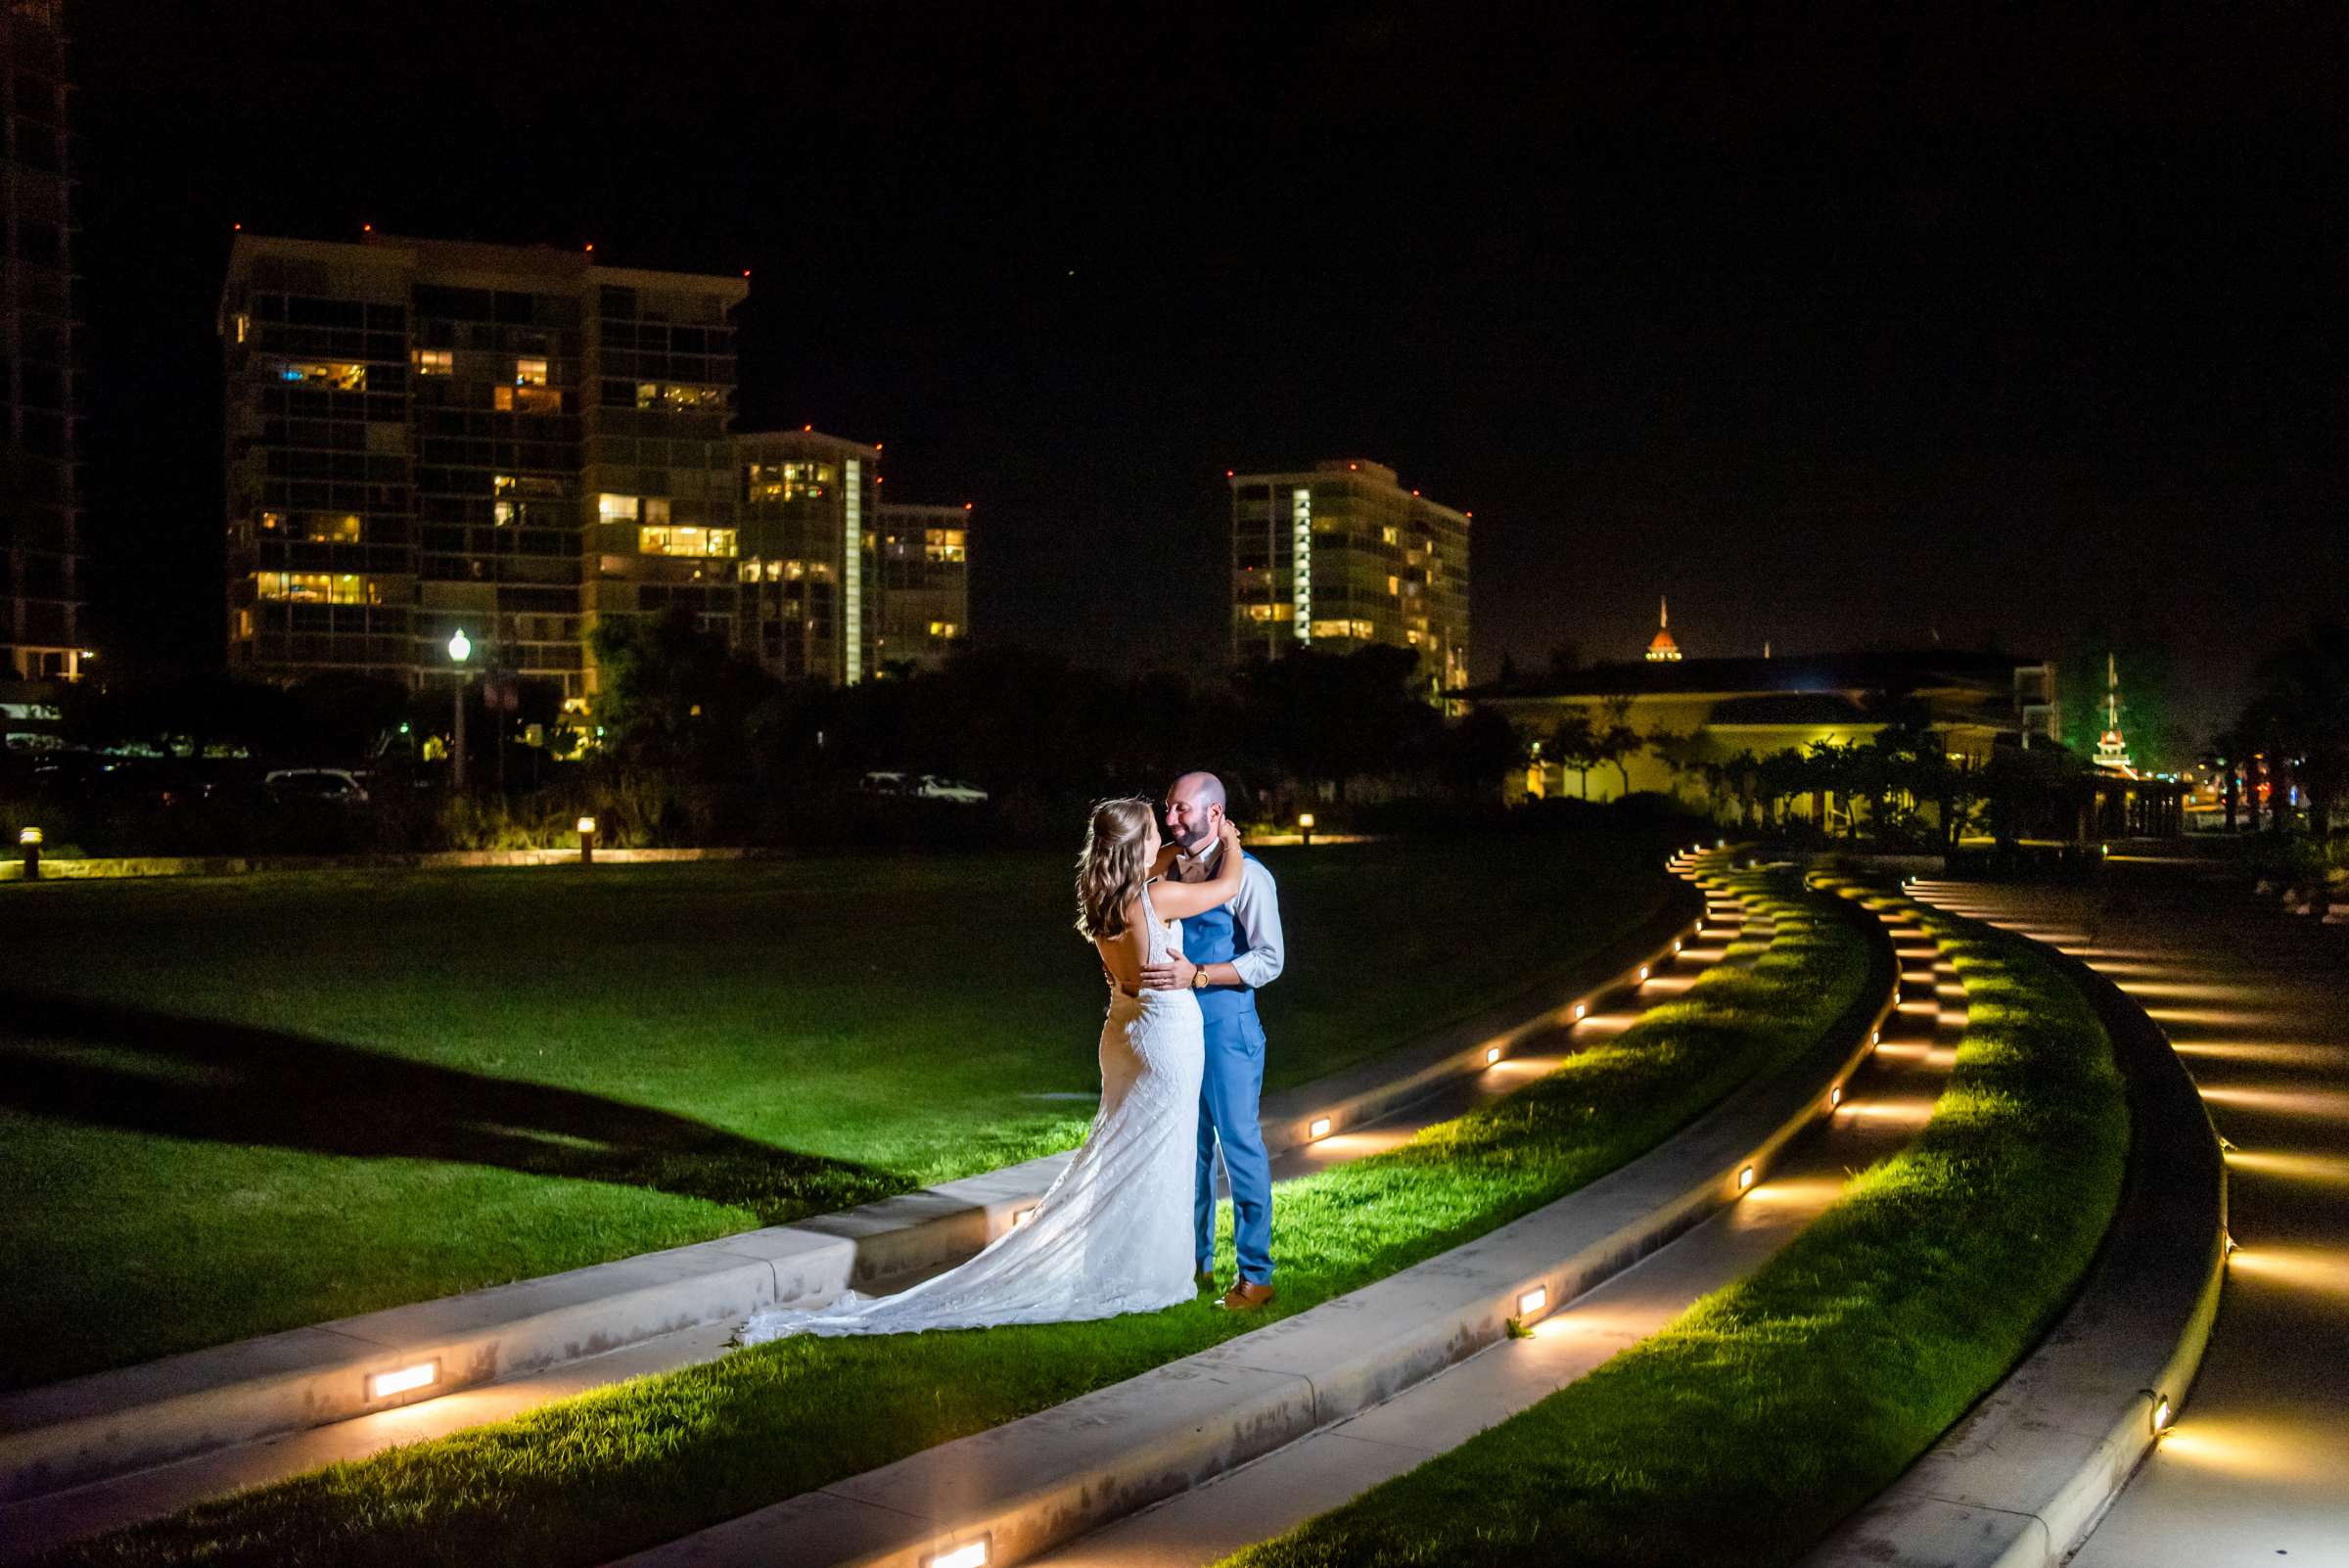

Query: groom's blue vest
[[1180, 852, 1262, 1027]]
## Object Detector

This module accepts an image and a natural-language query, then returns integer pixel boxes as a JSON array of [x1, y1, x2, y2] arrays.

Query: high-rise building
[[219, 233, 747, 697], [733, 428, 880, 684], [2, 0, 83, 682], [1228, 459, 1469, 695], [874, 501, 969, 674]]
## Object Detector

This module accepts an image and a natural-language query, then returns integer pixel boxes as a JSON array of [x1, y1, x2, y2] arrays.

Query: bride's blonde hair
[[1075, 797, 1157, 940]]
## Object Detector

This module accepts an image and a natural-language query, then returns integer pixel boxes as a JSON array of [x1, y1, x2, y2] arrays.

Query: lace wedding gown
[[739, 884, 1206, 1340]]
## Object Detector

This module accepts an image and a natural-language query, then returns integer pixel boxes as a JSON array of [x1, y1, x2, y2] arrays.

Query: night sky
[[69, 1, 2345, 740]]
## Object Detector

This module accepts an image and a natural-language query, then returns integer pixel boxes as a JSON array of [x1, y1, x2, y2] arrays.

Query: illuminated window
[[1291, 488, 1313, 643], [637, 526, 737, 557], [1388, 576, 1401, 596], [298, 513, 362, 542], [782, 559, 806, 579], [233, 313, 251, 344], [923, 528, 967, 563], [253, 572, 378, 605], [1309, 618, 1376, 640], [259, 510, 286, 532], [493, 501, 516, 526], [643, 498, 670, 526], [1380, 525, 1400, 544], [598, 493, 640, 524], [494, 385, 564, 413], [275, 361, 366, 391], [414, 348, 451, 377], [495, 474, 562, 497], [928, 621, 959, 637], [1245, 603, 1295, 623], [636, 383, 723, 410], [515, 358, 548, 387], [236, 609, 253, 638]]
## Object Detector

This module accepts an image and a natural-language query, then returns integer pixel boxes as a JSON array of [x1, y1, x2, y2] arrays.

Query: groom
[[1141, 771, 1286, 1310]]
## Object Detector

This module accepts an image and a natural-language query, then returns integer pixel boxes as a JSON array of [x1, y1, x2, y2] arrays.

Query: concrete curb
[[0, 880, 1713, 1504], [1794, 902, 2230, 1568], [0, 847, 781, 881], [608, 871, 1896, 1568]]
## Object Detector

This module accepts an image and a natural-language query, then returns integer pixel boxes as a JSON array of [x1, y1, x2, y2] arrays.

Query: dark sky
[[70, 1, 2346, 741]]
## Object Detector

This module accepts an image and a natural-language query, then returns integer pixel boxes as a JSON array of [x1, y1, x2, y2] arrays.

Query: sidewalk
[[1922, 873, 2349, 1568]]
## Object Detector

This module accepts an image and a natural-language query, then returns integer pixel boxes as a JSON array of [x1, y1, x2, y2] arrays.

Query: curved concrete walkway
[[0, 870, 1760, 1562], [1021, 892, 1958, 1568], [1914, 868, 2349, 1568]]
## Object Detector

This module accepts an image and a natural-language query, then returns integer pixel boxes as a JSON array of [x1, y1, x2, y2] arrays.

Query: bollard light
[[17, 825, 40, 880], [1298, 810, 1314, 847], [576, 814, 597, 866], [18, 826, 40, 846], [368, 1361, 438, 1401]]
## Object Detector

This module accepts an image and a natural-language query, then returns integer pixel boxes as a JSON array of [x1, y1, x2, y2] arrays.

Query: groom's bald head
[[1165, 772, 1226, 853]]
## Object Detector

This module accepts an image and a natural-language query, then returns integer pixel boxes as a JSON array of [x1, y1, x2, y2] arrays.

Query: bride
[[739, 800, 1247, 1340]]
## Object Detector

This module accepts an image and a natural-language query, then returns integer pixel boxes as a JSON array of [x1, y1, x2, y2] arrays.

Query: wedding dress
[[739, 883, 1206, 1339]]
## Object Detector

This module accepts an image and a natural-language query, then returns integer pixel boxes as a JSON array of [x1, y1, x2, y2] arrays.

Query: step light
[[368, 1361, 438, 1401], [1573, 1002, 1588, 1020], [2151, 1393, 2173, 1433], [1486, 1046, 1502, 1065], [1518, 1285, 1547, 1316], [1738, 1166, 1755, 1191], [1310, 1117, 1332, 1139], [1828, 1084, 1843, 1110], [1637, 966, 1650, 981], [926, 1538, 990, 1568]]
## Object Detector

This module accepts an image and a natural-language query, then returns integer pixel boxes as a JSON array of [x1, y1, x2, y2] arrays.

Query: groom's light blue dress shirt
[[1176, 838, 1284, 989]]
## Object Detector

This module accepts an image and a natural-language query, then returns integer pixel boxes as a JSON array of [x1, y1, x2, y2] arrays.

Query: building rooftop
[[1470, 648, 2045, 702]]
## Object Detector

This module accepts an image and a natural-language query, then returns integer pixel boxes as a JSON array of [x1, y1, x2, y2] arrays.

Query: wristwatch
[[1191, 966, 1210, 991]]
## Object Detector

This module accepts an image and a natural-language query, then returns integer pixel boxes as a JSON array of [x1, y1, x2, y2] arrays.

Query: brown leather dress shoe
[[1219, 1280, 1277, 1311]]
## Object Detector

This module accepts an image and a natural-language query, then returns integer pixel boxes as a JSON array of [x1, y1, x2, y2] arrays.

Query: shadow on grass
[[0, 990, 900, 1223]]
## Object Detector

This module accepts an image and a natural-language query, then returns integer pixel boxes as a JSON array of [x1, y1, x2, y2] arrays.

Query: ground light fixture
[[1486, 1045, 1502, 1065], [1674, 939, 1683, 952], [1517, 1285, 1547, 1316], [1829, 1084, 1843, 1110], [1573, 1002, 1587, 1020], [1738, 1166, 1756, 1191], [1298, 811, 1314, 847], [2149, 1392, 2174, 1434], [576, 815, 597, 865], [1637, 965, 1649, 981], [368, 1361, 438, 1401], [925, 1537, 990, 1568], [17, 825, 38, 880], [1309, 1117, 1332, 1139]]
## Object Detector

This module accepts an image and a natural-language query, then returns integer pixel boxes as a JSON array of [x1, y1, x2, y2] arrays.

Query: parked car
[[915, 774, 990, 804], [858, 769, 913, 796], [262, 767, 371, 807]]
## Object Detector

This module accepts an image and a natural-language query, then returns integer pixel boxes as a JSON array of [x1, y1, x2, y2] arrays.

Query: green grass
[[43, 868, 1868, 1568], [1218, 888, 2130, 1568], [0, 834, 1677, 1391]]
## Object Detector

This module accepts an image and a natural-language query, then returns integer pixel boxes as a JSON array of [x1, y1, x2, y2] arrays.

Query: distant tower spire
[[2094, 652, 2134, 773], [1645, 596, 1683, 662]]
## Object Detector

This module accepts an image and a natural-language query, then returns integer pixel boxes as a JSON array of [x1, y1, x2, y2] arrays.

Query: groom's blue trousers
[[1195, 1010, 1275, 1284]]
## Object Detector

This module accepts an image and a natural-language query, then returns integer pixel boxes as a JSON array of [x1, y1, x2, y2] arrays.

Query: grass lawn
[[0, 829, 1673, 1391], [1219, 886, 2130, 1568], [42, 868, 1869, 1568]]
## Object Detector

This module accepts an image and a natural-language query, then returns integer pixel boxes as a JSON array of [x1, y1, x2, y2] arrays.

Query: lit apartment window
[[598, 493, 640, 524], [1380, 525, 1400, 545], [515, 358, 549, 387], [637, 526, 737, 557], [495, 474, 563, 497], [259, 511, 286, 531], [923, 528, 967, 563], [275, 361, 367, 391], [635, 383, 723, 410], [493, 501, 516, 526], [414, 348, 452, 377], [494, 386, 564, 413], [1388, 576, 1401, 596], [928, 621, 959, 637], [253, 572, 378, 605], [298, 513, 362, 542], [233, 313, 251, 344], [1309, 618, 1376, 640], [1245, 603, 1296, 623]]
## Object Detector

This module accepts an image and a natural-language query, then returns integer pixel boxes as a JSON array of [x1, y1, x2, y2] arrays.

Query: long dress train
[[739, 885, 1205, 1339]]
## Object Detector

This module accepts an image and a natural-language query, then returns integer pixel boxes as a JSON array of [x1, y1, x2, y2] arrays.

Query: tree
[[1549, 710, 1601, 799], [2242, 620, 2349, 842], [1593, 695, 1644, 799]]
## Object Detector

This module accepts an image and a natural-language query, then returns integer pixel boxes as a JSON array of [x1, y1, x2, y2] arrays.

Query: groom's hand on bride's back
[[1139, 954, 1197, 991]]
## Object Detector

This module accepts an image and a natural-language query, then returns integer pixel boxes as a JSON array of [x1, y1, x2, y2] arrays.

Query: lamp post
[[448, 629, 472, 792], [1298, 810, 1314, 848], [576, 815, 596, 866], [17, 825, 40, 881]]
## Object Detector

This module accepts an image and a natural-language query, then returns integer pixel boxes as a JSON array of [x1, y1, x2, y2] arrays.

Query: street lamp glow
[[448, 628, 472, 663], [17, 827, 39, 847], [1297, 812, 1314, 829], [576, 816, 597, 836]]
